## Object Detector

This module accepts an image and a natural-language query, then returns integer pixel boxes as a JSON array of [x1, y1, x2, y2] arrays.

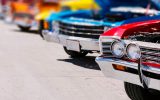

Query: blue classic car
[[42, 0, 160, 58]]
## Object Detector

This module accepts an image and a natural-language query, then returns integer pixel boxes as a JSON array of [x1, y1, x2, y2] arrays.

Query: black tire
[[124, 82, 151, 100], [18, 25, 30, 31], [38, 20, 44, 38], [63, 46, 88, 58]]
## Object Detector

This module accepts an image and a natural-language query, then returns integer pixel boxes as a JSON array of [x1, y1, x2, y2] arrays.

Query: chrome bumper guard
[[42, 30, 60, 43], [96, 57, 160, 91]]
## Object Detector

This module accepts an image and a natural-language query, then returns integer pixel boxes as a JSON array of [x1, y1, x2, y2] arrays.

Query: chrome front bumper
[[15, 20, 37, 27], [96, 57, 160, 91], [42, 30, 99, 51]]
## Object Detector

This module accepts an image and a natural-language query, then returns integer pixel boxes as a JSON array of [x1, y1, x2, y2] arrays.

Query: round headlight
[[111, 41, 125, 58], [126, 43, 141, 60], [52, 21, 59, 33]]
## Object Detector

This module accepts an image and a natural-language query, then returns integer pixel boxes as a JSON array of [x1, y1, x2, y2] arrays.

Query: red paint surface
[[101, 20, 160, 69], [102, 20, 160, 38]]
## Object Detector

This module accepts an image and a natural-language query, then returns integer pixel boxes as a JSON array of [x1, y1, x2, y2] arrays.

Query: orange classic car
[[8, 0, 36, 31], [9, 0, 61, 31]]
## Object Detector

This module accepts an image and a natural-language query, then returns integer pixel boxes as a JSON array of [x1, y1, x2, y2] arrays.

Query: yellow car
[[36, 0, 99, 20], [35, 0, 100, 35], [61, 0, 99, 11]]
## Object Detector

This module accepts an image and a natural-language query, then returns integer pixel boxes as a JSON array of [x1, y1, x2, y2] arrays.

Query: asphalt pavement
[[0, 21, 130, 100]]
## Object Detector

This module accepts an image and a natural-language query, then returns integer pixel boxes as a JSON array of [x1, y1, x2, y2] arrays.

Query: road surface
[[0, 21, 130, 100]]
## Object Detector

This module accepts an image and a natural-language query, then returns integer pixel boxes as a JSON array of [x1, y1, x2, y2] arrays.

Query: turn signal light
[[44, 21, 49, 29], [112, 64, 126, 71]]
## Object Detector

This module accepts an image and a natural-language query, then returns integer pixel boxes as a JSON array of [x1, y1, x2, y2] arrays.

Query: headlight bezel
[[44, 21, 49, 30], [126, 43, 141, 61], [111, 40, 125, 58]]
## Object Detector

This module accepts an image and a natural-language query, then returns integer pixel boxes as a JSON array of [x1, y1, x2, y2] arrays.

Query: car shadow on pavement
[[12, 29, 39, 35], [57, 56, 100, 70]]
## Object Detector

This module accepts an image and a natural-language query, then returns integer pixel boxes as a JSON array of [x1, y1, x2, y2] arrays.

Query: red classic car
[[96, 20, 160, 100]]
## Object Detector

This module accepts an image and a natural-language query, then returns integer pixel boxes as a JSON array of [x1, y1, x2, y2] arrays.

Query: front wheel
[[63, 46, 88, 58], [18, 25, 31, 31], [124, 82, 151, 100]]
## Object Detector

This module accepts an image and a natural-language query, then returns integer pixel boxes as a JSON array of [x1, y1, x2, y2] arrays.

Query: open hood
[[95, 0, 160, 11]]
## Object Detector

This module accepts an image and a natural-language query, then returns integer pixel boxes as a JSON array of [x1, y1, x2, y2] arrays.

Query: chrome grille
[[59, 21, 104, 39], [140, 46, 160, 64], [101, 42, 113, 57]]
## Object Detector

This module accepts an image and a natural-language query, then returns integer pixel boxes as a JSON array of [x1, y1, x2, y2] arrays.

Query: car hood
[[60, 14, 160, 28], [95, 0, 160, 11], [46, 10, 93, 22], [61, 17, 104, 26]]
